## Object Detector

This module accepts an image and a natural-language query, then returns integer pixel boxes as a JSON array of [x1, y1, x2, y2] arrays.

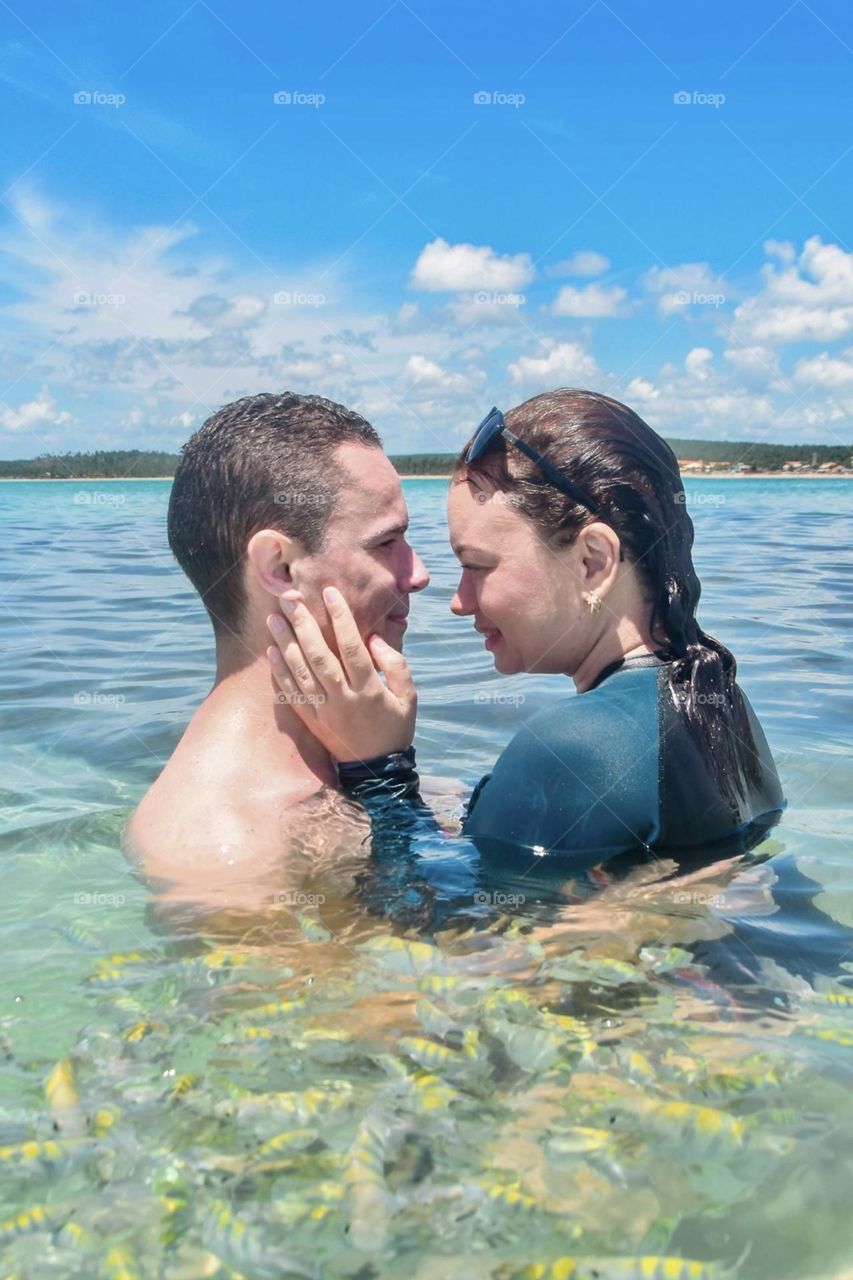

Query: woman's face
[[447, 475, 591, 676]]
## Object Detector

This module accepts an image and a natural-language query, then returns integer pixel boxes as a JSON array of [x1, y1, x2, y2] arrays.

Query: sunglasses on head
[[464, 406, 600, 515]]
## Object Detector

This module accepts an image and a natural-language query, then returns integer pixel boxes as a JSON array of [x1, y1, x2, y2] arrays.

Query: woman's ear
[[246, 529, 303, 597], [579, 521, 622, 595]]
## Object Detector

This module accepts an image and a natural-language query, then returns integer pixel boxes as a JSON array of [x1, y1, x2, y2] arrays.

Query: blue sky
[[1, 0, 851, 457]]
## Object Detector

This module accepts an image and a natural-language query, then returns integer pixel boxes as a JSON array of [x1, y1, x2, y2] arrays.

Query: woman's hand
[[265, 586, 417, 763]]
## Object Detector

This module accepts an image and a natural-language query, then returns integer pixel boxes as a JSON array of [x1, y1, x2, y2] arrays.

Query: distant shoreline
[[1, 471, 850, 483]]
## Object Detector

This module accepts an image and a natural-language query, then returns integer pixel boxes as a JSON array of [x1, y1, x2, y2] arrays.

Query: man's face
[[294, 443, 430, 651]]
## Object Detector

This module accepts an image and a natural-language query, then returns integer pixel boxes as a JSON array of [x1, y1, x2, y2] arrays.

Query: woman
[[265, 388, 784, 874]]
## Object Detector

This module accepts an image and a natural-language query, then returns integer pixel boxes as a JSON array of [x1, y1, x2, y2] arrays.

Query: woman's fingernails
[[268, 614, 285, 632], [279, 597, 297, 614], [267, 645, 283, 664], [323, 586, 342, 607]]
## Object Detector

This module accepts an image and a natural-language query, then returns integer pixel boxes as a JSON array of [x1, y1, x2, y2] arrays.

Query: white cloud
[[410, 237, 534, 292], [448, 294, 528, 327], [625, 376, 659, 401], [404, 354, 485, 394], [642, 262, 729, 314], [684, 347, 713, 381], [793, 348, 853, 387], [722, 345, 780, 380], [546, 250, 610, 278], [729, 237, 853, 345], [183, 293, 268, 330], [0, 390, 71, 433], [618, 355, 778, 439], [549, 282, 629, 318], [2, 189, 851, 454], [764, 239, 796, 265], [390, 302, 426, 335], [508, 340, 601, 389]]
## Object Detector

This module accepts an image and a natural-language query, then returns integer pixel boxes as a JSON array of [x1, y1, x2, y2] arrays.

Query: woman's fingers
[[368, 635, 416, 708], [322, 586, 376, 690], [277, 595, 345, 693], [266, 611, 322, 707], [266, 644, 319, 723]]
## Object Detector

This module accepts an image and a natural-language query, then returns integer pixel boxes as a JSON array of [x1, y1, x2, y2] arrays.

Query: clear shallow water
[[1, 476, 852, 1279]]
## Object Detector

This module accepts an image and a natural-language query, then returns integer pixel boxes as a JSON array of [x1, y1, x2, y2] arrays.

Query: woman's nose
[[449, 581, 472, 616]]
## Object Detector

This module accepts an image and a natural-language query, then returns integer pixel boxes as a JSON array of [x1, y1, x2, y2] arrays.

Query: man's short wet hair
[[167, 391, 382, 638]]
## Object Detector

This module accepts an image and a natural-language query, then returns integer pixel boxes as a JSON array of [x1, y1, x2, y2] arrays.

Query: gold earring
[[583, 591, 602, 615]]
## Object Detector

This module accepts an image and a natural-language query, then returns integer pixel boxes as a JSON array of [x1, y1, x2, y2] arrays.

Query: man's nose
[[405, 546, 430, 593]]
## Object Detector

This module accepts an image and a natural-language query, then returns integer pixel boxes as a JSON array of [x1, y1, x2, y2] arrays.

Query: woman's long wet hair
[[458, 388, 761, 808]]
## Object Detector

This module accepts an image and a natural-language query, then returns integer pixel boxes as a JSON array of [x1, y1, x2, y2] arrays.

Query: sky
[[0, 0, 851, 459]]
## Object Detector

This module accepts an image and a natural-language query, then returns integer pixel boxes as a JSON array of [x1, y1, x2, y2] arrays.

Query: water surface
[[1, 477, 852, 1279]]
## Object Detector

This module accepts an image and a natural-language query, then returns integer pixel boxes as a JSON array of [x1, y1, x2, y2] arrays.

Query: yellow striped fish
[[642, 1101, 746, 1160], [496, 1255, 735, 1279], [102, 1247, 141, 1280], [203, 1199, 317, 1278], [359, 935, 443, 977], [344, 1115, 396, 1252], [44, 1058, 85, 1138], [0, 1204, 64, 1241], [0, 1138, 79, 1167]]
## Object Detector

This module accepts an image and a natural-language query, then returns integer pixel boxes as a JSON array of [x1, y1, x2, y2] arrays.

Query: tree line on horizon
[[0, 439, 850, 479]]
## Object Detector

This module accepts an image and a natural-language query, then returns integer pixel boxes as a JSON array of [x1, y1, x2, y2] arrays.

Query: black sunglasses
[[464, 406, 600, 514]]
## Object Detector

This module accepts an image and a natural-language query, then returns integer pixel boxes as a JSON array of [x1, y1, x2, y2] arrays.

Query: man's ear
[[245, 528, 304, 597]]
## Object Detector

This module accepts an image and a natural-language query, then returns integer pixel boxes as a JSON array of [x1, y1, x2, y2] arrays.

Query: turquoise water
[[1, 476, 852, 1279]]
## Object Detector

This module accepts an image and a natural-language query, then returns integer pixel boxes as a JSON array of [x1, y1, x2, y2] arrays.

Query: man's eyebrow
[[364, 521, 409, 544]]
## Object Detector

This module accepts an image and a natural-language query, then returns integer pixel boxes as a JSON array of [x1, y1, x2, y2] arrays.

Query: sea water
[[0, 476, 851, 1279]]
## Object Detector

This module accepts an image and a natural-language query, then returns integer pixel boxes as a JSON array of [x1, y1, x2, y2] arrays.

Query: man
[[124, 392, 429, 900]]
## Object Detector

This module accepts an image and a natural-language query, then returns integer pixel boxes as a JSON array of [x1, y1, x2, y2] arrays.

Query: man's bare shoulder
[[126, 751, 319, 867], [124, 747, 368, 911]]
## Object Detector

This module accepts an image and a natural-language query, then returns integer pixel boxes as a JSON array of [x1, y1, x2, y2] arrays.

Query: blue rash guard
[[339, 653, 784, 877], [462, 653, 784, 869]]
